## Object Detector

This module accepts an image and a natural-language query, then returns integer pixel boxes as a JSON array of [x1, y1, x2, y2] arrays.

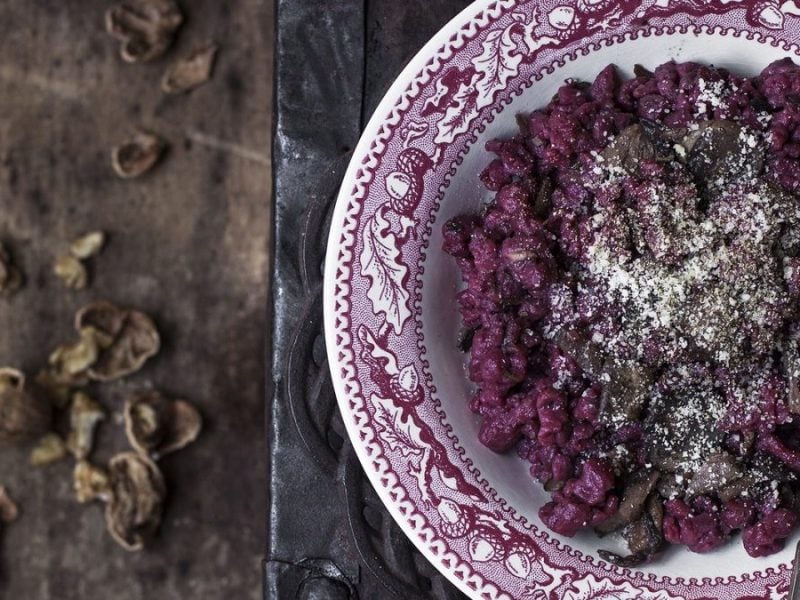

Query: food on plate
[[444, 59, 800, 563]]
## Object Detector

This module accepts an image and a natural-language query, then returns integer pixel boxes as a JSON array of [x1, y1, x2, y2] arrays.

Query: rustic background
[[0, 1, 272, 598]]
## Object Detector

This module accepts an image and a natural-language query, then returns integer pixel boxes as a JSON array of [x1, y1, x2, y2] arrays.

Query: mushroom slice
[[74, 460, 112, 504], [683, 120, 764, 191], [0, 486, 18, 523], [111, 130, 166, 179], [70, 231, 106, 260], [105, 0, 183, 63], [30, 433, 68, 466], [161, 44, 219, 94], [596, 470, 660, 534], [75, 301, 160, 381], [0, 368, 52, 447], [104, 452, 165, 551], [685, 452, 743, 497], [125, 390, 201, 458], [66, 392, 106, 460]]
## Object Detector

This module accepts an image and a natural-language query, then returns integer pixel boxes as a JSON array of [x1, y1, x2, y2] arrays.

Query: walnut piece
[[70, 231, 106, 260], [49, 327, 103, 377], [76, 301, 160, 381], [0, 244, 23, 295], [124, 390, 201, 459], [105, 452, 165, 551], [161, 44, 219, 94], [66, 392, 106, 460], [0, 368, 52, 447], [111, 130, 166, 179], [53, 255, 88, 290], [105, 0, 184, 63], [30, 433, 68, 466], [0, 486, 18, 523], [74, 460, 112, 504]]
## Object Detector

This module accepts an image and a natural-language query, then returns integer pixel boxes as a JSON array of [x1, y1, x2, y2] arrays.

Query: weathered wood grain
[[0, 1, 272, 598]]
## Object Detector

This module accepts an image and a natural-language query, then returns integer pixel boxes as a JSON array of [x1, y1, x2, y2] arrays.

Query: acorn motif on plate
[[749, 1, 785, 29], [385, 147, 434, 216], [437, 497, 470, 539], [504, 541, 535, 579], [389, 364, 424, 406], [468, 527, 507, 563], [547, 6, 581, 39]]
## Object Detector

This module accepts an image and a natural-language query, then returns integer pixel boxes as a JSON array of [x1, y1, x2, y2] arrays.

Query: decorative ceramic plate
[[324, 1, 800, 598]]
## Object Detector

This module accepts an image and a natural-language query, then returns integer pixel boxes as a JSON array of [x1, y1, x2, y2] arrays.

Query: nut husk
[[70, 231, 106, 260], [30, 433, 68, 466], [0, 486, 18, 523], [75, 301, 160, 381], [105, 0, 183, 63], [53, 255, 88, 289], [124, 390, 201, 459], [49, 327, 104, 377], [74, 460, 112, 504], [66, 392, 106, 460], [34, 368, 85, 410], [105, 452, 165, 551], [161, 44, 218, 94], [111, 130, 166, 179], [0, 368, 52, 447]]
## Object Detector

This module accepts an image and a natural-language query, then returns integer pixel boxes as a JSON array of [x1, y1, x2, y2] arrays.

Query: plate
[[323, 1, 800, 598]]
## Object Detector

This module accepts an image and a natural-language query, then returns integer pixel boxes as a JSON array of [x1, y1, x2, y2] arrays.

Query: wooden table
[[0, 2, 272, 598]]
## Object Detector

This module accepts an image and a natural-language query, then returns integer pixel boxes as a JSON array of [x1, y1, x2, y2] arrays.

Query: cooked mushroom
[[75, 301, 160, 381], [104, 452, 166, 551], [0, 368, 52, 447], [599, 360, 655, 423], [682, 120, 764, 192], [0, 486, 18, 523], [74, 460, 112, 504], [53, 255, 88, 290], [124, 390, 201, 459], [553, 326, 603, 377], [601, 123, 671, 175], [105, 0, 183, 63], [66, 392, 106, 460], [685, 452, 743, 497], [30, 433, 68, 466], [111, 130, 166, 179], [70, 231, 106, 260], [596, 470, 660, 534], [161, 44, 218, 94]]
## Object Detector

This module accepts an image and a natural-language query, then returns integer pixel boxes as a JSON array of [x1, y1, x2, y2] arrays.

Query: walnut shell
[[74, 460, 112, 504], [0, 368, 52, 447], [111, 131, 166, 179], [161, 44, 218, 94], [66, 392, 106, 460], [105, 0, 183, 63], [105, 452, 165, 551], [75, 301, 160, 382], [124, 390, 201, 459]]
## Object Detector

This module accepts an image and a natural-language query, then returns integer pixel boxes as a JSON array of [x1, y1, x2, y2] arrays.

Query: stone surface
[[0, 1, 272, 598]]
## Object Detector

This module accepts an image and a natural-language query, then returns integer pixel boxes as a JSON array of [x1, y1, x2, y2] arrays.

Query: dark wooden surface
[[0, 2, 272, 599]]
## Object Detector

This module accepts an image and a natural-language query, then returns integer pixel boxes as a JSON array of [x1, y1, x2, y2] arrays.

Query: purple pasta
[[444, 59, 800, 562]]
